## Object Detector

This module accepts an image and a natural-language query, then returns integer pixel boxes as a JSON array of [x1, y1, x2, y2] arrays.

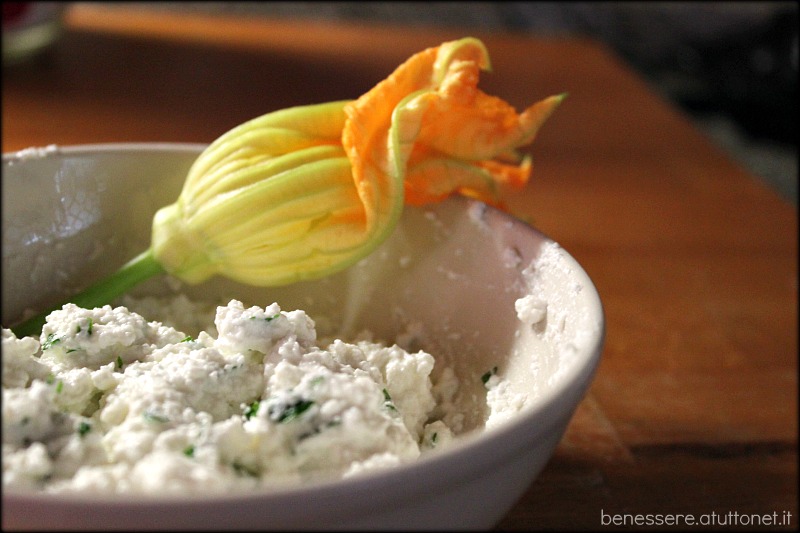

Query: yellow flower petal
[[184, 101, 348, 205]]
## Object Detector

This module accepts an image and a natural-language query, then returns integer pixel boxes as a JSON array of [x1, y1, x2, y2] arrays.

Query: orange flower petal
[[343, 37, 562, 220]]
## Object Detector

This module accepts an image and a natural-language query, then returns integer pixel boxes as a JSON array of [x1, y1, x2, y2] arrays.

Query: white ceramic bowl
[[2, 144, 604, 530]]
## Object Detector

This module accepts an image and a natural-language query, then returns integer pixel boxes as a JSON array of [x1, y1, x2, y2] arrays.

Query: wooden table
[[3, 4, 797, 530]]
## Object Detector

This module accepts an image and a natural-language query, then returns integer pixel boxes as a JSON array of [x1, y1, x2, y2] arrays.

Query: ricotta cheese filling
[[2, 298, 461, 494]]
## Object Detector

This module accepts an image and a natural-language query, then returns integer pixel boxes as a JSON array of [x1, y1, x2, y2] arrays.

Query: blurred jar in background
[[2, 1, 65, 66]]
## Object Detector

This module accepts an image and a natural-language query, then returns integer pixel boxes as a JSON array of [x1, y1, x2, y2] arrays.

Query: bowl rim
[[2, 142, 605, 505], [2, 142, 209, 162]]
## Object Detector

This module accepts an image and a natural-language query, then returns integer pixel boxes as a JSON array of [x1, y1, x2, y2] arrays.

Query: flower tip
[[434, 37, 492, 81]]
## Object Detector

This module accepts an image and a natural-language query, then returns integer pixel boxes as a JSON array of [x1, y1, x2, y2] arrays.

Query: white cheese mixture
[[2, 298, 459, 495]]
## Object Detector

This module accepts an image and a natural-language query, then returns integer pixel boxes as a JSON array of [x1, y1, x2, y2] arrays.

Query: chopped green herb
[[55, 380, 64, 394], [77, 318, 94, 336], [268, 398, 314, 423], [309, 376, 325, 387], [116, 356, 124, 370], [243, 400, 260, 420], [45, 374, 55, 384], [382, 388, 397, 411], [78, 421, 91, 437], [481, 366, 499, 385], [431, 432, 438, 444], [180, 335, 193, 343], [232, 461, 258, 477], [143, 411, 169, 424], [298, 417, 343, 441], [183, 444, 195, 457], [250, 313, 281, 322], [42, 333, 61, 350]]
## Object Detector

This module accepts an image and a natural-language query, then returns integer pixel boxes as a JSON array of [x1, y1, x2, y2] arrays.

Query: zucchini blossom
[[12, 37, 563, 337]]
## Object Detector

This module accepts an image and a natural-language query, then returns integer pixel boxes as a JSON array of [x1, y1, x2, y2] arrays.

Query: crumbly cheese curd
[[2, 298, 457, 494]]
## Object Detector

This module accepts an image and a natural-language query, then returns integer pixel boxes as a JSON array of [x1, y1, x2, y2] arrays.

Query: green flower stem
[[11, 249, 165, 338]]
